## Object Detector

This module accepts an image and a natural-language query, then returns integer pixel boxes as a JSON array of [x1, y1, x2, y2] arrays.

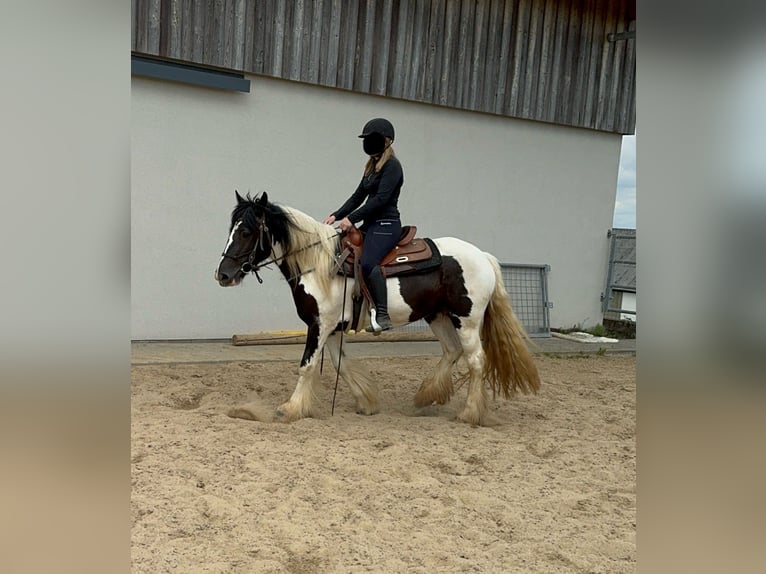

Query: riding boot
[[364, 266, 393, 333]]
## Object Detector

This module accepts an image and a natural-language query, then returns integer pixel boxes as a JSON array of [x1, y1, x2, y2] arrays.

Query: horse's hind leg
[[324, 333, 379, 415], [414, 314, 463, 407], [454, 321, 489, 426]]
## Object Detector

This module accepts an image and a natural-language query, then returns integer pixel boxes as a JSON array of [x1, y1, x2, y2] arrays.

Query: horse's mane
[[278, 206, 339, 293], [232, 194, 338, 293]]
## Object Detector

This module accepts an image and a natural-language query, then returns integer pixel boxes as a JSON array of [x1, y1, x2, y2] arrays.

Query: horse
[[215, 191, 540, 426]]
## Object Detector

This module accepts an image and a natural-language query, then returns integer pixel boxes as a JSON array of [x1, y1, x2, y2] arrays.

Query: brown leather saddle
[[336, 225, 442, 333], [338, 225, 441, 278]]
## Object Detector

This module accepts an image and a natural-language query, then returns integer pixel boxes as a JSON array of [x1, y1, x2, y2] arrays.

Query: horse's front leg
[[324, 333, 379, 415], [275, 321, 326, 422]]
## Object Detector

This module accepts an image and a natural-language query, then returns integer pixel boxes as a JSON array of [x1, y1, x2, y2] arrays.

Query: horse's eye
[[241, 228, 251, 238]]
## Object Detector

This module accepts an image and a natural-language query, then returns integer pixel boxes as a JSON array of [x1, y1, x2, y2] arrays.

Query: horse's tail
[[481, 254, 541, 398]]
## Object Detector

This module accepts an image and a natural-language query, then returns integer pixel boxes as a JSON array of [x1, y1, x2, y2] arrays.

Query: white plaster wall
[[132, 74, 621, 339]]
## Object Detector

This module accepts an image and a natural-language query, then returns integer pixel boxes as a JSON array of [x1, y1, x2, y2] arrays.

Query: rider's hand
[[322, 215, 336, 225], [338, 217, 354, 231]]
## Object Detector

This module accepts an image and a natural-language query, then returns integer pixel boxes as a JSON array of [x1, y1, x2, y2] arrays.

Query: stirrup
[[365, 309, 392, 334]]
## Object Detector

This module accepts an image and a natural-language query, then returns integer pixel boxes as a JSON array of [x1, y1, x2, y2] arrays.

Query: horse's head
[[215, 191, 276, 287]]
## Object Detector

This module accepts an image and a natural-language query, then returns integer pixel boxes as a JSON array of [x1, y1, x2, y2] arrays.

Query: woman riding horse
[[323, 118, 403, 333], [215, 192, 541, 426]]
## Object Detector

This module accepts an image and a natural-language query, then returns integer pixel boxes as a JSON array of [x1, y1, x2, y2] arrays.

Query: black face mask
[[362, 133, 386, 156]]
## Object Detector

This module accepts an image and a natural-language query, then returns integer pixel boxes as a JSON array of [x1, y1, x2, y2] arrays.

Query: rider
[[323, 118, 404, 332]]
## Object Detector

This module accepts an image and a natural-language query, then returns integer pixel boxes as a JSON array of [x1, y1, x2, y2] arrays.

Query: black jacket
[[332, 156, 403, 226]]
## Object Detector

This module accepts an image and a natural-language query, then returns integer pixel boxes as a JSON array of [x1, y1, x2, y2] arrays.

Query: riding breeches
[[360, 219, 401, 277]]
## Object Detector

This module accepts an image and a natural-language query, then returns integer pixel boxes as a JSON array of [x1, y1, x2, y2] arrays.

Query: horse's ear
[[235, 190, 246, 204], [257, 191, 269, 206]]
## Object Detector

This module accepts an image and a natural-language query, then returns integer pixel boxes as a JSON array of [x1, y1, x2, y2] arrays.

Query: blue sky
[[613, 134, 636, 228]]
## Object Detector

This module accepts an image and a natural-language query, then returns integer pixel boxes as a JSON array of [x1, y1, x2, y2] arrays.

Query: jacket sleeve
[[346, 161, 402, 224], [332, 180, 368, 220]]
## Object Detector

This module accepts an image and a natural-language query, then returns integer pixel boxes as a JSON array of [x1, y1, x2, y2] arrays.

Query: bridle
[[220, 217, 274, 284], [221, 216, 343, 284]]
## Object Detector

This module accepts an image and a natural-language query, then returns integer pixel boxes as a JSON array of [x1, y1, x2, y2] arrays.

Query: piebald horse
[[215, 192, 540, 425]]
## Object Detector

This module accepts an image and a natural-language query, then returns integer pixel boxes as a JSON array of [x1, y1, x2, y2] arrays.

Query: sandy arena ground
[[131, 354, 635, 573]]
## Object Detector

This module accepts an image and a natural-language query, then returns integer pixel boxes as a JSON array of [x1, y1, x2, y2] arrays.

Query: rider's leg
[[360, 219, 401, 332], [364, 265, 392, 332]]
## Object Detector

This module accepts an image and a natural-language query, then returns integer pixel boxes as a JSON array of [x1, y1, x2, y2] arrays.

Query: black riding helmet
[[358, 118, 394, 156], [358, 118, 395, 141]]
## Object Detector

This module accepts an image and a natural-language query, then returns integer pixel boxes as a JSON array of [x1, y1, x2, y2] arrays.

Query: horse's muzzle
[[215, 268, 243, 287]]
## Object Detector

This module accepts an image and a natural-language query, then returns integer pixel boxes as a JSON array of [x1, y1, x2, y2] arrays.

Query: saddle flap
[[380, 238, 429, 266]]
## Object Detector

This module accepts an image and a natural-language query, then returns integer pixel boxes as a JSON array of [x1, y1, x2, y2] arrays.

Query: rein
[[331, 273, 349, 416]]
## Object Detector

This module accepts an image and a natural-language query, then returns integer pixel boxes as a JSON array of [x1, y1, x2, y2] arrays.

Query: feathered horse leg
[[455, 254, 541, 425], [455, 321, 489, 426], [276, 271, 355, 421], [324, 333, 379, 415], [414, 314, 463, 407], [275, 321, 328, 421]]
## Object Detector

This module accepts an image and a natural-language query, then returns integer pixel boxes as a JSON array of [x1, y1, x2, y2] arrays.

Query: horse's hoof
[[275, 402, 309, 422], [457, 410, 483, 427], [274, 407, 294, 422], [457, 417, 481, 428], [414, 397, 438, 408], [414, 387, 452, 407], [413, 393, 432, 408]]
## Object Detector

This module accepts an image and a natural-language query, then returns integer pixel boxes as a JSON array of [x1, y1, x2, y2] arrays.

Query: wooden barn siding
[[132, 0, 635, 134]]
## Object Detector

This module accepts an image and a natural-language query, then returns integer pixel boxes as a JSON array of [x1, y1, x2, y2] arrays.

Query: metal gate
[[501, 263, 552, 337], [395, 263, 552, 337], [601, 228, 636, 320]]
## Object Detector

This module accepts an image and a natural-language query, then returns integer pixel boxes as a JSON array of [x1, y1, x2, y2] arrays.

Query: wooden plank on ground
[[232, 330, 438, 346]]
